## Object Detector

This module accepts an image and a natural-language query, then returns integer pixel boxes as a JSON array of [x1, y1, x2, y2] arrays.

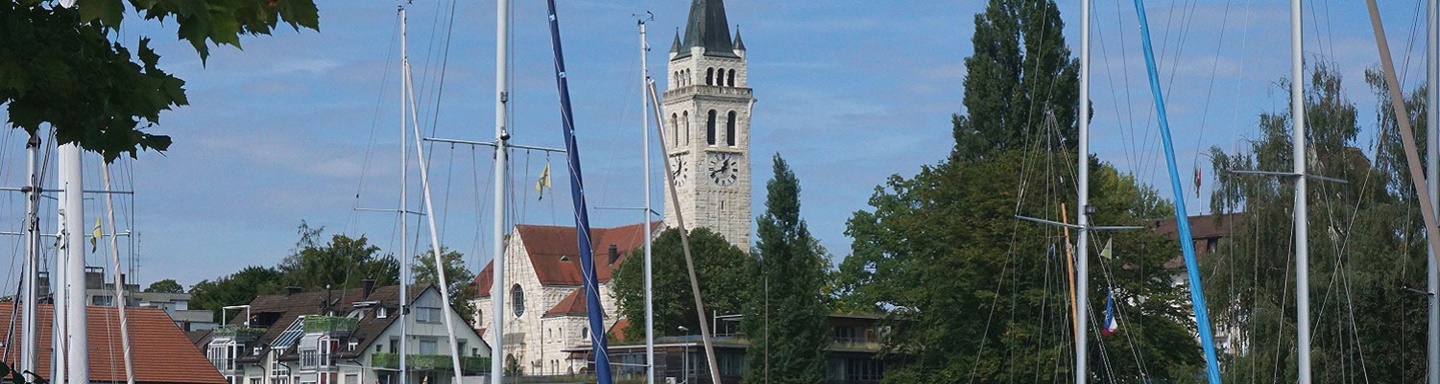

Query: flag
[[535, 163, 551, 200], [90, 217, 101, 253], [1099, 238, 1113, 260], [1194, 166, 1202, 198], [1102, 289, 1119, 336]]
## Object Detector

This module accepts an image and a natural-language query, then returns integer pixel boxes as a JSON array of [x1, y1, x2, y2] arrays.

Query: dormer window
[[377, 306, 389, 319]]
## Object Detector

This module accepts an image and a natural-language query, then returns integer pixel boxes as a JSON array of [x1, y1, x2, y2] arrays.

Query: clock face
[[669, 156, 690, 187], [707, 152, 740, 186]]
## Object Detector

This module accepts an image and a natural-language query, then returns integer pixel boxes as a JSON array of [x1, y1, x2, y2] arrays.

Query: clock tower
[[662, 0, 754, 250]]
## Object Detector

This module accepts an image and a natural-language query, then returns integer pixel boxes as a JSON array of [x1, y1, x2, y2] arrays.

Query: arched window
[[682, 111, 690, 144], [510, 284, 525, 316], [726, 111, 737, 146], [716, 68, 725, 87], [670, 113, 679, 147], [728, 69, 736, 87], [706, 110, 717, 145], [706, 68, 714, 85]]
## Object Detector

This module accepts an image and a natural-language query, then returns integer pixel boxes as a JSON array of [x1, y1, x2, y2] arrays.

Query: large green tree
[[412, 247, 476, 325], [277, 222, 399, 291], [742, 154, 829, 384], [144, 278, 183, 293], [611, 227, 752, 343], [950, 0, 1078, 163], [1204, 62, 1427, 382], [837, 0, 1200, 381], [1, 0, 318, 161], [189, 265, 283, 322]]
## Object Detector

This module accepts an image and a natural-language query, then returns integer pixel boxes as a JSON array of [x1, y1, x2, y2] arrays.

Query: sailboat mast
[[637, 17, 656, 384], [1074, 0, 1090, 381], [1291, 0, 1310, 381], [59, 142, 87, 384], [489, 0, 510, 383], [1427, 0, 1439, 380], [398, 8, 410, 384], [20, 133, 39, 379], [100, 160, 135, 384]]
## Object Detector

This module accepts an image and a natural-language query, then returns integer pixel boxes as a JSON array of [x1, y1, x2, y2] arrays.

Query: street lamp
[[677, 326, 690, 384]]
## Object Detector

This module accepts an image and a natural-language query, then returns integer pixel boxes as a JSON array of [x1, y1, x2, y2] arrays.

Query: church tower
[[662, 0, 754, 250]]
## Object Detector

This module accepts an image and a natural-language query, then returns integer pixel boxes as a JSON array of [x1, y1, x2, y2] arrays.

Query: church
[[468, 0, 755, 376]]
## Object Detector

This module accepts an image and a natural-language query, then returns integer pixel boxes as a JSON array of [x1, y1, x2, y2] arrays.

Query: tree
[[949, 0, 1078, 163], [741, 154, 829, 384], [610, 227, 752, 342], [1203, 62, 1426, 382], [837, 1, 1201, 380], [412, 247, 476, 325], [277, 222, 399, 291], [144, 278, 184, 293], [0, 0, 319, 161], [190, 265, 283, 322]]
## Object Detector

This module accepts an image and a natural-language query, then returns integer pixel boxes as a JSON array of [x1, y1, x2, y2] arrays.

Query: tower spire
[[677, 0, 735, 58], [671, 29, 683, 55], [733, 27, 745, 51]]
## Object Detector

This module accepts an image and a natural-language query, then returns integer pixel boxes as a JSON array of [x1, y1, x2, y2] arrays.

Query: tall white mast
[[1074, 0, 1091, 382], [20, 133, 40, 379], [1426, 0, 1439, 380], [58, 142, 87, 384], [489, 1, 511, 383], [398, 7, 411, 384], [637, 17, 655, 384], [1291, 0, 1310, 381]]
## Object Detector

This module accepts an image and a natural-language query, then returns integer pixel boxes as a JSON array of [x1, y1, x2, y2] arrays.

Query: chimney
[[362, 278, 376, 298], [286, 286, 301, 296], [608, 244, 619, 265]]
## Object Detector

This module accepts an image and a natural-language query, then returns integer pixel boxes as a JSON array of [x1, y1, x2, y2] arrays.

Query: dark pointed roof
[[670, 29, 683, 54], [733, 28, 745, 51], [676, 0, 737, 59]]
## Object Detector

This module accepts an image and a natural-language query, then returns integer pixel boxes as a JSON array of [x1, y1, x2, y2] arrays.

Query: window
[[727, 69, 736, 87], [417, 307, 442, 323], [725, 111, 736, 146], [682, 111, 690, 143], [706, 68, 714, 85], [301, 349, 318, 368], [670, 113, 679, 147], [318, 337, 336, 367], [344, 374, 357, 384], [706, 110, 717, 145], [419, 338, 438, 355], [92, 295, 113, 306], [389, 337, 398, 354], [511, 284, 525, 316], [715, 68, 725, 87], [252, 378, 263, 384]]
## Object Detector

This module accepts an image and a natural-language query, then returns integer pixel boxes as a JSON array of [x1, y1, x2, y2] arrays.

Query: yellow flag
[[535, 163, 551, 200], [91, 217, 101, 253], [1099, 238, 1113, 260]]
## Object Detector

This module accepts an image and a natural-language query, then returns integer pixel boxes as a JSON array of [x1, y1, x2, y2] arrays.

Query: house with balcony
[[204, 282, 489, 384]]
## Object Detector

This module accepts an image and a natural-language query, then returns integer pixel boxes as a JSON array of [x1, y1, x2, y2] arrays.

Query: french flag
[[1101, 290, 1119, 336]]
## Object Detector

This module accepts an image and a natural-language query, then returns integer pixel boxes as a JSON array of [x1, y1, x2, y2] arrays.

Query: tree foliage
[[836, 0, 1200, 381], [0, 0, 319, 161], [189, 265, 283, 322], [412, 247, 477, 325], [1203, 62, 1428, 382], [611, 227, 752, 343], [277, 222, 399, 292], [144, 278, 184, 293], [742, 154, 830, 384]]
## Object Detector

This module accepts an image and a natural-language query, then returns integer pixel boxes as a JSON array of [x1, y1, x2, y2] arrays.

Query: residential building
[[37, 268, 218, 332], [467, 0, 756, 376], [0, 303, 226, 384], [203, 283, 489, 384]]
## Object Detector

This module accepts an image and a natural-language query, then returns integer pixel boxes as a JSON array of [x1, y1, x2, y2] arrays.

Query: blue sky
[[0, 0, 1430, 289]]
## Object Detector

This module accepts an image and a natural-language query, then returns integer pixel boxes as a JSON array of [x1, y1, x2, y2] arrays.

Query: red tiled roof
[[608, 319, 631, 342], [0, 303, 227, 384], [543, 289, 590, 317], [1151, 213, 1238, 240], [475, 222, 659, 297]]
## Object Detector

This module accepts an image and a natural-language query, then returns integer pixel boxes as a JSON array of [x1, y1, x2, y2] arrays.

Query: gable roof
[[543, 288, 593, 318], [474, 221, 659, 297], [0, 303, 227, 384]]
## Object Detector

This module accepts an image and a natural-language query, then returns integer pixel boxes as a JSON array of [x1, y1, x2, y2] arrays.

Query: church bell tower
[[662, 0, 754, 250]]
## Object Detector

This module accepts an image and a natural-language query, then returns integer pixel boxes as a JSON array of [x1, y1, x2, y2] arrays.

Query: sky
[[0, 0, 1432, 290]]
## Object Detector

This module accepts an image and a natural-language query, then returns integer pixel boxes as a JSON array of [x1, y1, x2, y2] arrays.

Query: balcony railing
[[371, 353, 490, 375], [214, 325, 267, 338], [303, 316, 358, 333]]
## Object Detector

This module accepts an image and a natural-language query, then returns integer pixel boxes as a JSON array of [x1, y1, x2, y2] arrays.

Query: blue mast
[[1131, 1, 1223, 382], [542, 1, 613, 382]]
